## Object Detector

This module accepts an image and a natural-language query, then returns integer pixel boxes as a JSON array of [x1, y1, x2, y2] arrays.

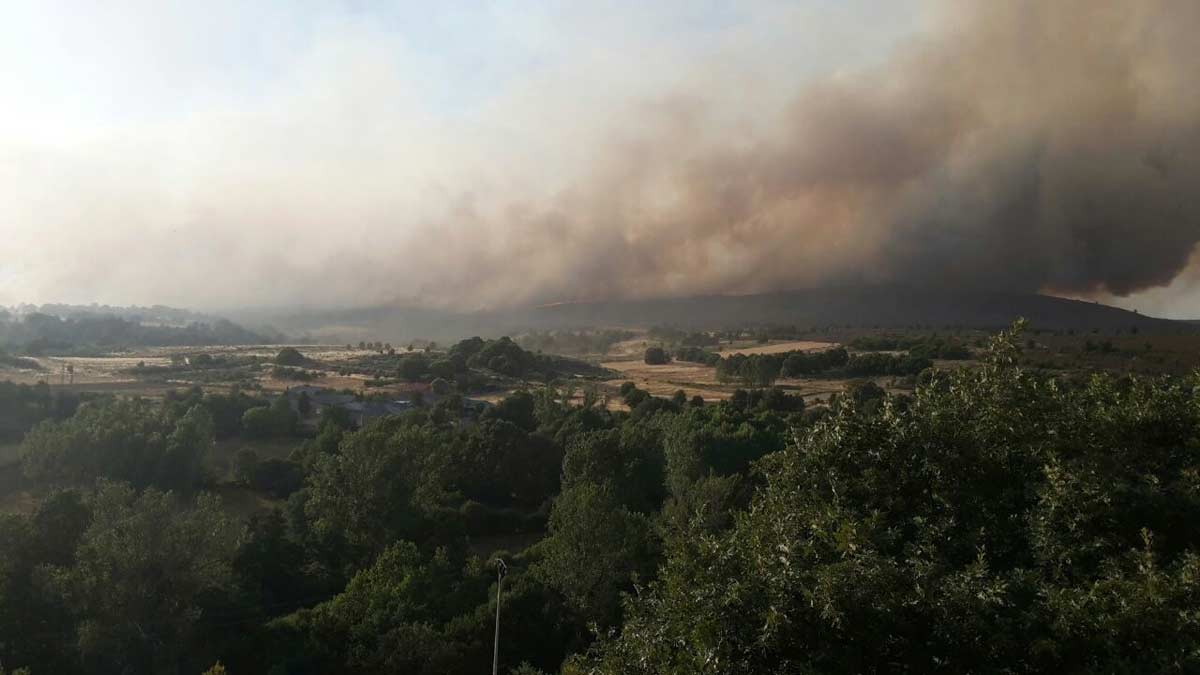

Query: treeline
[[581, 323, 1200, 672], [343, 336, 608, 385], [715, 347, 934, 385], [672, 345, 721, 366], [14, 303, 211, 325], [848, 334, 972, 359], [0, 377, 803, 673], [516, 330, 636, 356], [647, 326, 720, 347], [4, 324, 1199, 673], [0, 312, 269, 354], [0, 381, 81, 443]]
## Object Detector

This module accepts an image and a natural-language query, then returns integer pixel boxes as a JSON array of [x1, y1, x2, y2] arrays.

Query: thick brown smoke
[[410, 0, 1200, 308], [4, 0, 1198, 313]]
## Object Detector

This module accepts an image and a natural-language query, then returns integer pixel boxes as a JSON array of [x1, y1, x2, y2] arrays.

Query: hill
[[235, 287, 1192, 344], [525, 287, 1184, 332], [0, 308, 275, 353]]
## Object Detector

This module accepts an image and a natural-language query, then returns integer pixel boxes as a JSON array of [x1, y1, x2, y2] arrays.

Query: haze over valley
[[3, 2, 1200, 674]]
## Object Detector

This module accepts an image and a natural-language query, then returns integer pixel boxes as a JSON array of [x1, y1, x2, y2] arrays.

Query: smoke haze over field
[[2, 0, 1199, 315]]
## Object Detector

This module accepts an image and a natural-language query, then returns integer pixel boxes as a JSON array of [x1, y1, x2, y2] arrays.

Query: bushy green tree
[[44, 481, 241, 674], [241, 396, 297, 439], [304, 421, 447, 566], [643, 347, 670, 365], [581, 322, 1200, 673], [275, 542, 489, 673], [539, 482, 657, 629], [20, 399, 212, 490], [274, 347, 307, 366]]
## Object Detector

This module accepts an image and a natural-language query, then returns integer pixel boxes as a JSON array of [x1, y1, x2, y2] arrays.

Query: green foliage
[[304, 422, 447, 565], [248, 458, 304, 498], [233, 510, 319, 616], [719, 348, 851, 384], [277, 542, 490, 673], [672, 346, 721, 366], [540, 482, 657, 629], [849, 334, 972, 359], [0, 311, 266, 353], [517, 330, 636, 356], [20, 399, 213, 490], [643, 347, 670, 365], [274, 347, 307, 366], [562, 427, 665, 514], [842, 351, 932, 377], [453, 336, 609, 380], [449, 419, 562, 507], [44, 481, 240, 674], [0, 380, 80, 443], [0, 492, 88, 672], [720, 346, 928, 384], [583, 322, 1200, 673], [272, 365, 318, 381], [11, 320, 1199, 674], [241, 396, 297, 439], [201, 389, 267, 438]]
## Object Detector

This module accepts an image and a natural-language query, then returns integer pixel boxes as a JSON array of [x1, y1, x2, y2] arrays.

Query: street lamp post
[[492, 558, 508, 675]]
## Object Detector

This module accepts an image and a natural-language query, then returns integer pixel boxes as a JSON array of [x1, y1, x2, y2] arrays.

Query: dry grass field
[[601, 339, 849, 402], [720, 340, 838, 355]]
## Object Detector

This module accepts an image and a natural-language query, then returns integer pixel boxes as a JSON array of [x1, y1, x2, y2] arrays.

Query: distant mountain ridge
[[0, 305, 278, 351], [247, 287, 1192, 343], [526, 287, 1179, 332]]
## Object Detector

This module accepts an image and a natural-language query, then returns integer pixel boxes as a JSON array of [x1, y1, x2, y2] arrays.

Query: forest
[[0, 311, 270, 353], [1, 322, 1198, 673]]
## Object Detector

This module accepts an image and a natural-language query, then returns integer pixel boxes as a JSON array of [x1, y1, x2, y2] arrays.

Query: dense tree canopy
[[20, 399, 214, 491], [580, 324, 1200, 673], [3, 323, 1200, 674]]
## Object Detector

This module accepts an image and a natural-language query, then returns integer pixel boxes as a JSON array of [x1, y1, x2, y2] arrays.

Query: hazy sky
[[3, 1, 1198, 317]]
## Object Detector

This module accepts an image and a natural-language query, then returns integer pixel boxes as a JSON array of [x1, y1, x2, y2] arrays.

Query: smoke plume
[[3, 0, 1198, 313]]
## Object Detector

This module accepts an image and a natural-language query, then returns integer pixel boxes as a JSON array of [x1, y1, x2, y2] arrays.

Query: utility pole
[[492, 558, 508, 675]]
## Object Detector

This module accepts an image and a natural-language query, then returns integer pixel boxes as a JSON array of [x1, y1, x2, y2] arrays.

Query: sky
[[2, 0, 1198, 317]]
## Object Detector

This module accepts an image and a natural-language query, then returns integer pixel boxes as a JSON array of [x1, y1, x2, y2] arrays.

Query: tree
[[234, 448, 259, 485], [161, 405, 215, 491], [279, 541, 488, 673], [241, 397, 297, 439], [583, 323, 1200, 673], [248, 458, 304, 498], [643, 347, 670, 365], [539, 482, 656, 629], [233, 510, 312, 612], [430, 377, 453, 396], [305, 423, 446, 564], [20, 399, 212, 490], [44, 481, 240, 674], [297, 390, 312, 417], [274, 347, 306, 366]]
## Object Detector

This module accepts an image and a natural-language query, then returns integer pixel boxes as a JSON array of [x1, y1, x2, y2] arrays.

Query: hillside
[[257, 287, 1188, 343], [0, 308, 275, 353], [525, 287, 1185, 332]]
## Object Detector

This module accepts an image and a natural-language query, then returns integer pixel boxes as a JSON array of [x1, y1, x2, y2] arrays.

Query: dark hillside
[[527, 287, 1183, 332]]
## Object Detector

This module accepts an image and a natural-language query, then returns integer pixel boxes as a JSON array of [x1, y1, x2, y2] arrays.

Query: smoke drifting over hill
[[3, 0, 1198, 312]]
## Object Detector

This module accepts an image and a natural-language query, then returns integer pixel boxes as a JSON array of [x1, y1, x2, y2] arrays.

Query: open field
[[0, 344, 435, 396], [603, 338, 849, 402], [720, 340, 837, 355], [602, 359, 729, 401]]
